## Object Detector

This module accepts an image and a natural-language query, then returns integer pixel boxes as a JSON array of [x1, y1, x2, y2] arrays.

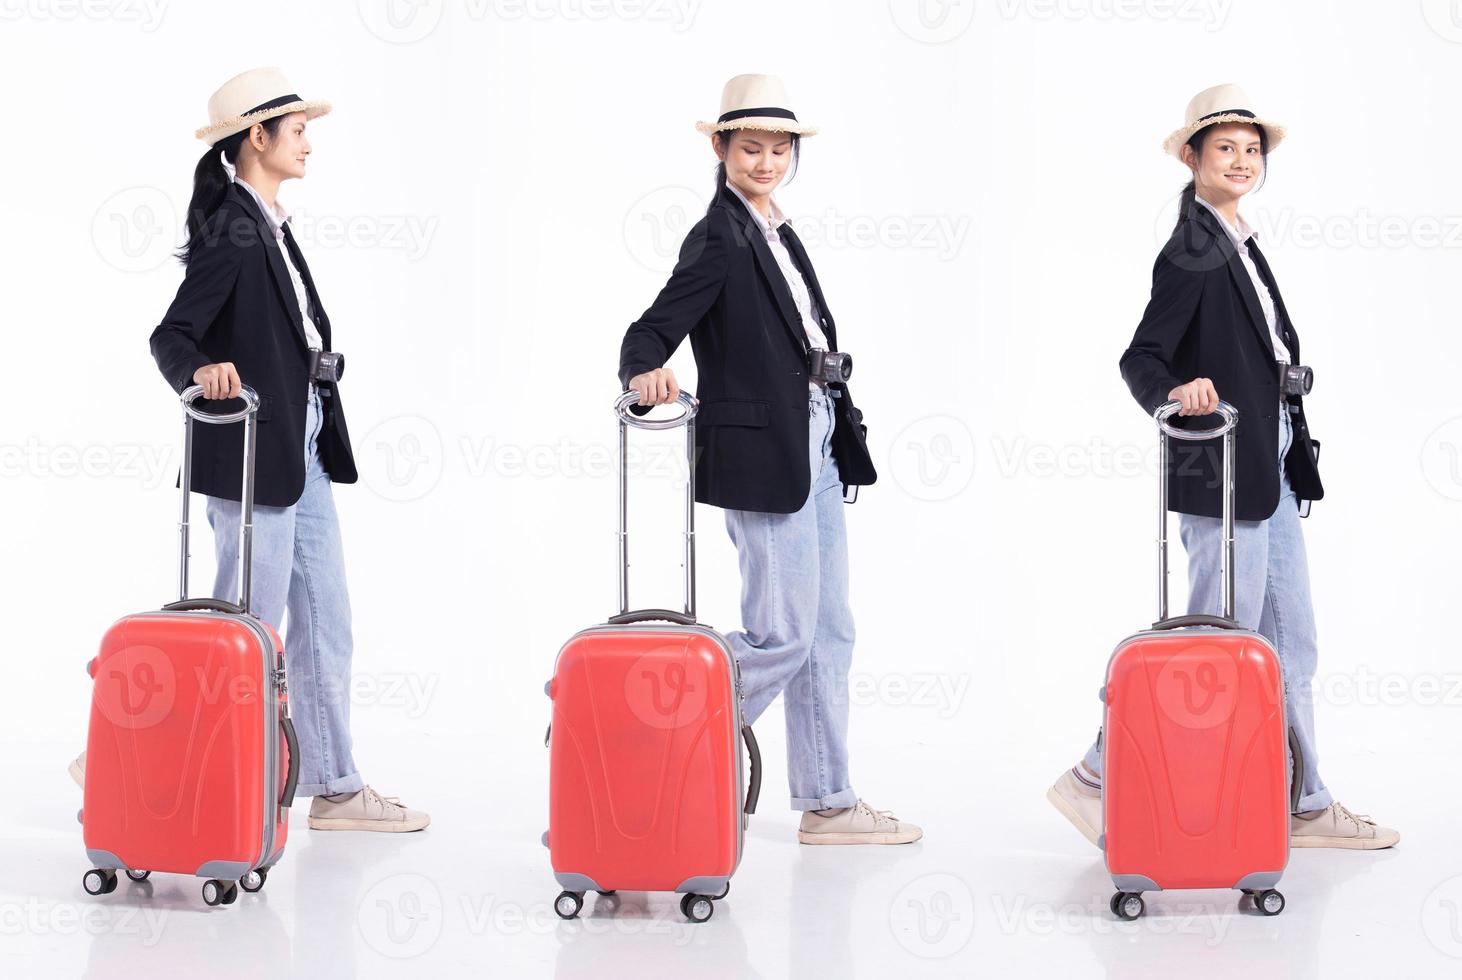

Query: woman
[[73, 68, 427, 832], [1046, 84, 1396, 849], [619, 74, 921, 844]]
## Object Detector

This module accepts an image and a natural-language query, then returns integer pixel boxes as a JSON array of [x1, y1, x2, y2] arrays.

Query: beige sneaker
[[69, 752, 86, 789], [797, 799, 922, 845], [1290, 803, 1398, 850], [1046, 767, 1102, 847], [307, 786, 430, 833]]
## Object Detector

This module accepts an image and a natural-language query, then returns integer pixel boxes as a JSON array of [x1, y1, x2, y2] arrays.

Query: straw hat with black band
[[1162, 83, 1285, 159], [196, 67, 331, 146]]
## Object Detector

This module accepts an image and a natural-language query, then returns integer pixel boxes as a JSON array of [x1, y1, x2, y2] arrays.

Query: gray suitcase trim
[[1234, 871, 1283, 891], [1112, 874, 1161, 892], [548, 621, 749, 889], [554, 872, 603, 892], [675, 875, 730, 895]]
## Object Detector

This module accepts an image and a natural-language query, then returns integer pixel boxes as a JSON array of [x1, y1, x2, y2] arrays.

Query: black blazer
[[1120, 199, 1323, 522], [149, 182, 357, 508], [618, 182, 876, 514]]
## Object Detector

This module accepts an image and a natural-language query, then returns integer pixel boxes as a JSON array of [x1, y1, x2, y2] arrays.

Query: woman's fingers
[[224, 363, 241, 399]]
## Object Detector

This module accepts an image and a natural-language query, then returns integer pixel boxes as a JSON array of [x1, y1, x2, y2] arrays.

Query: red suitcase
[[1101, 399, 1299, 919], [82, 384, 299, 907], [545, 391, 761, 924]]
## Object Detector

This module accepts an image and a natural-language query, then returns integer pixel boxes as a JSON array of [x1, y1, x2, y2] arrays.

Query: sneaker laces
[[363, 786, 405, 813], [1332, 803, 1376, 831], [855, 799, 900, 828]]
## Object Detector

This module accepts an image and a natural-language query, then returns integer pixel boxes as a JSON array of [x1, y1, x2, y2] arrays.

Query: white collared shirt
[[1195, 194, 1291, 363], [723, 181, 830, 390], [233, 176, 324, 352]]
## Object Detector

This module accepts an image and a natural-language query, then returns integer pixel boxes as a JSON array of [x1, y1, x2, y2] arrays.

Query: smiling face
[[1182, 121, 1264, 207], [714, 128, 795, 204], [248, 110, 312, 181]]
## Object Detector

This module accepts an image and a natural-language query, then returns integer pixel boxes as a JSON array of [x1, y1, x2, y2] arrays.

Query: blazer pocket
[[696, 398, 769, 428]]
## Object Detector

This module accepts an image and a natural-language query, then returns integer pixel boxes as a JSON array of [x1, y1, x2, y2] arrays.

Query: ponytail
[[177, 116, 285, 265]]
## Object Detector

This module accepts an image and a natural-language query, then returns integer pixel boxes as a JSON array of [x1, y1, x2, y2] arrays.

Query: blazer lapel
[[778, 223, 837, 350], [1191, 201, 1274, 359], [230, 183, 310, 350], [1246, 239, 1298, 363], [718, 185, 809, 355], [282, 223, 331, 349]]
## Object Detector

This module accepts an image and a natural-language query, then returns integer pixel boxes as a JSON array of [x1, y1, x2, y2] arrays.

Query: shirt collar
[[233, 176, 289, 236], [1194, 193, 1255, 251], [723, 179, 786, 240]]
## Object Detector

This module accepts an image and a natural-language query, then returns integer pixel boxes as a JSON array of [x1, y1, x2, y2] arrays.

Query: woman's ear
[[1179, 142, 1198, 176], [248, 122, 269, 152], [711, 133, 726, 162]]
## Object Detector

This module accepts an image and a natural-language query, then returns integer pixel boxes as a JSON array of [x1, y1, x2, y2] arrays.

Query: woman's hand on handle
[[193, 362, 242, 401], [1167, 377, 1219, 417], [629, 368, 680, 407]]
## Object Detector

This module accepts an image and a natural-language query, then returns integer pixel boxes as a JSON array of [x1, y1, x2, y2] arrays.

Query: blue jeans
[[206, 385, 362, 798], [723, 385, 857, 812], [1083, 404, 1334, 813]]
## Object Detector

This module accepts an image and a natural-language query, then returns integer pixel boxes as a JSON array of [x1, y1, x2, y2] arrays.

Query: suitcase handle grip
[[606, 608, 696, 627], [742, 724, 762, 816], [280, 716, 300, 808], [1149, 614, 1243, 631], [161, 598, 246, 615]]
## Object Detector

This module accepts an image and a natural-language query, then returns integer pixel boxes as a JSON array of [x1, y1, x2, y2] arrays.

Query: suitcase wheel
[[202, 879, 240, 907], [1254, 889, 1285, 916], [554, 891, 584, 920], [680, 893, 714, 923], [240, 868, 269, 893], [125, 869, 151, 883], [82, 869, 117, 896], [1110, 892, 1144, 920]]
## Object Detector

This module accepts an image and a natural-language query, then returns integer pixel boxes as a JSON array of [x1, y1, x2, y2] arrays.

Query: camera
[[807, 348, 853, 384], [310, 349, 345, 384], [1280, 362, 1313, 397]]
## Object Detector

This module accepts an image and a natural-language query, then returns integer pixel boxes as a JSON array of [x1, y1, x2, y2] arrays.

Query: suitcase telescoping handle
[[610, 390, 700, 625], [1154, 399, 1238, 627], [168, 384, 261, 615]]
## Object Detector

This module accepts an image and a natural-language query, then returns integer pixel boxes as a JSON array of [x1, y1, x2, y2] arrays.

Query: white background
[[3, 0, 1461, 976]]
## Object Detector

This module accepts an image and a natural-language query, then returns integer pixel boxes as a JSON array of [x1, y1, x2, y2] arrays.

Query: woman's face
[[249, 111, 311, 181], [715, 128, 793, 202], [1183, 122, 1263, 206]]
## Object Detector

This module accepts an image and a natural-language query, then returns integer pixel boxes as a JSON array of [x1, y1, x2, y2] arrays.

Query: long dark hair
[[1172, 122, 1269, 235], [710, 129, 801, 212], [177, 116, 285, 265]]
